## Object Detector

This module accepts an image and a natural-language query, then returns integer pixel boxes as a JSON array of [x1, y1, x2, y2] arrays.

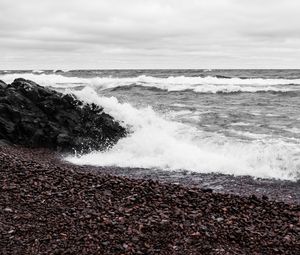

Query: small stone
[[4, 207, 13, 212], [191, 232, 201, 237]]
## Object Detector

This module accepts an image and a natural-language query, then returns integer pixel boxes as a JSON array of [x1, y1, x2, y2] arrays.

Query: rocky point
[[0, 78, 126, 152]]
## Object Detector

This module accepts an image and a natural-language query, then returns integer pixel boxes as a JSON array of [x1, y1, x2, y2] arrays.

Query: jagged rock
[[0, 80, 7, 89], [0, 78, 126, 152]]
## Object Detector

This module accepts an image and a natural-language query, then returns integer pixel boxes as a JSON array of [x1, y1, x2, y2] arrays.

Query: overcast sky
[[1, 0, 300, 69]]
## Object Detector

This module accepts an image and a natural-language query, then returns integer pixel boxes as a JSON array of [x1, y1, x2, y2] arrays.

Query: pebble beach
[[1, 145, 299, 254]]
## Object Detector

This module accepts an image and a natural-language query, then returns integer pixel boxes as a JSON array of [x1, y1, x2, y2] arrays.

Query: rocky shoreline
[[1, 78, 300, 254], [0, 78, 126, 152], [1, 145, 299, 254], [75, 164, 300, 205]]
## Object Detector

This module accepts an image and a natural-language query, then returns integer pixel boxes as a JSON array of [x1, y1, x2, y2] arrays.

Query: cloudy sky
[[1, 0, 300, 69]]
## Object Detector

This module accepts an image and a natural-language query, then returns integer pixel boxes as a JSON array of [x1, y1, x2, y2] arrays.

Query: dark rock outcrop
[[0, 80, 7, 89], [0, 78, 126, 152]]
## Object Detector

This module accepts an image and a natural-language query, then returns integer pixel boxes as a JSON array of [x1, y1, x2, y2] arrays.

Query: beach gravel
[[0, 146, 299, 254]]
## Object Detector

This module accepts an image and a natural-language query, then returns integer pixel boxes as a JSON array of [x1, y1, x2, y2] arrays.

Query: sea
[[1, 69, 300, 181]]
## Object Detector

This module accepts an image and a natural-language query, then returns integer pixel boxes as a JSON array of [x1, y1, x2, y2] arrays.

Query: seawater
[[1, 69, 300, 181]]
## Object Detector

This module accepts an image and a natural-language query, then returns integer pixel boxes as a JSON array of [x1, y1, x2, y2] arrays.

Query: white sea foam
[[230, 122, 251, 126], [32, 70, 44, 74], [65, 87, 300, 181], [172, 103, 187, 107], [1, 73, 300, 93]]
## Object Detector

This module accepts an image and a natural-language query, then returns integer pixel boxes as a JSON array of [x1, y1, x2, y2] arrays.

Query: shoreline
[[68, 162, 300, 205], [4, 144, 299, 204], [59, 149, 300, 204], [1, 145, 299, 254]]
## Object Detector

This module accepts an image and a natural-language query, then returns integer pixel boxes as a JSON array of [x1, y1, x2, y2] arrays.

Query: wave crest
[[1, 73, 300, 94]]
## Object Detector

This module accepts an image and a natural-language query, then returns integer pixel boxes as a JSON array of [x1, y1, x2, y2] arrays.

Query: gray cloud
[[0, 0, 300, 69]]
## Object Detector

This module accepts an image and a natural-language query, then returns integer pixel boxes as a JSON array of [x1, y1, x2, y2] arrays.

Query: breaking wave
[[65, 87, 300, 181], [1, 73, 300, 93], [1, 70, 299, 180]]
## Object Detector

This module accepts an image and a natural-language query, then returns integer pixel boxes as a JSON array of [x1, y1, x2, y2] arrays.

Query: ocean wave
[[108, 84, 295, 94], [65, 87, 300, 181], [1, 73, 300, 94], [32, 70, 44, 74], [52, 69, 72, 73]]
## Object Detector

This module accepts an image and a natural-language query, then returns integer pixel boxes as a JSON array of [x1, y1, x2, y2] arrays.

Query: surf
[[1, 72, 300, 93], [65, 87, 300, 181]]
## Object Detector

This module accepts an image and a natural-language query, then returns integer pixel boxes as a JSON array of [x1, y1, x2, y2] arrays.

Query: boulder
[[0, 78, 126, 152], [0, 80, 7, 89]]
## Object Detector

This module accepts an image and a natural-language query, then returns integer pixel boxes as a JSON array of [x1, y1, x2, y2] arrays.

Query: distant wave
[[106, 86, 299, 96], [108, 84, 295, 94], [32, 70, 44, 74], [214, 75, 232, 79], [1, 73, 300, 94], [52, 69, 72, 73]]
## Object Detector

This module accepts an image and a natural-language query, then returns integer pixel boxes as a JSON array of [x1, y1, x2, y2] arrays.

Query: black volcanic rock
[[0, 80, 7, 89], [0, 78, 126, 152]]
